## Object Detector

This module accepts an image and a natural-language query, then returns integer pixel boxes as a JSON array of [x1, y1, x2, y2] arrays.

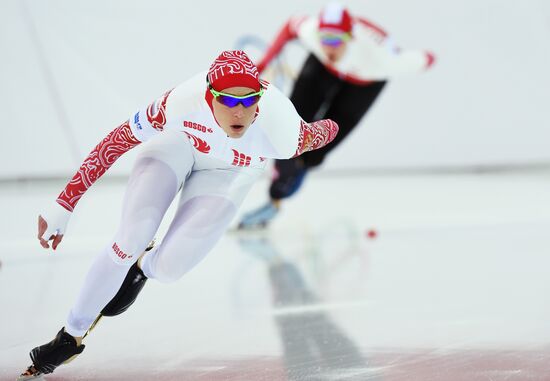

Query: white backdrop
[[1, 0, 549, 179]]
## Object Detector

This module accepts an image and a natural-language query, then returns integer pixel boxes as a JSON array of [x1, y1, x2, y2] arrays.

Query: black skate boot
[[18, 327, 85, 380], [101, 260, 148, 317], [100, 240, 154, 317], [82, 241, 155, 339]]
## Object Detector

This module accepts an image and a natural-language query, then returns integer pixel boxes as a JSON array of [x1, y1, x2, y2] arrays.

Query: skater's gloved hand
[[38, 201, 72, 250], [425, 51, 436, 69]]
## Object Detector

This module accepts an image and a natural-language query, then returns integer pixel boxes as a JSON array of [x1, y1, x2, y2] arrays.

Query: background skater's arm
[[256, 16, 305, 73], [381, 45, 435, 74], [355, 17, 436, 76]]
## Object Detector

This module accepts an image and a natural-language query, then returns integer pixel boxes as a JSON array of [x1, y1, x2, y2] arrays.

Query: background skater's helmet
[[318, 2, 353, 35]]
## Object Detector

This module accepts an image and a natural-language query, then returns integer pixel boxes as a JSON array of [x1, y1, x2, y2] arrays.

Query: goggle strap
[[210, 87, 264, 99]]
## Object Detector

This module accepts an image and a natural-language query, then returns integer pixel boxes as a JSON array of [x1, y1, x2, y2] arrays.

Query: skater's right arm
[[38, 120, 142, 249], [256, 16, 306, 73], [38, 89, 175, 250]]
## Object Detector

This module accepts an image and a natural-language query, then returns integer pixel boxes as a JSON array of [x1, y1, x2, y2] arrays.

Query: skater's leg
[[20, 133, 194, 378], [270, 60, 351, 196], [141, 167, 261, 282], [65, 132, 193, 337], [289, 54, 339, 122], [237, 158, 307, 229], [269, 157, 308, 200], [300, 81, 386, 168]]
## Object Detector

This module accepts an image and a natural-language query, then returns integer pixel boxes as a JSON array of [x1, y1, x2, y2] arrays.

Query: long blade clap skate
[[237, 202, 279, 230], [18, 240, 155, 380], [17, 366, 42, 380], [17, 328, 85, 380]]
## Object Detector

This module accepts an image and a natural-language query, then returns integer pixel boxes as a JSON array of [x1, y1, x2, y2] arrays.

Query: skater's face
[[211, 86, 259, 138], [319, 32, 349, 63]]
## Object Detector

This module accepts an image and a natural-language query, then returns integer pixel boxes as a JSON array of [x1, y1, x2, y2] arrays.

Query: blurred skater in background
[[238, 2, 435, 229]]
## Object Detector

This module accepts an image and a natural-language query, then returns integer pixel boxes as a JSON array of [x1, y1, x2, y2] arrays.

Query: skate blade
[[230, 222, 269, 233], [16, 375, 43, 381], [62, 352, 81, 365], [16, 353, 82, 381], [240, 222, 268, 230], [227, 227, 271, 239], [83, 314, 103, 339], [16, 367, 43, 380]]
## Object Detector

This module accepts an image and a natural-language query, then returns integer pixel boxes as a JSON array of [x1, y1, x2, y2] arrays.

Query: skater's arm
[[292, 119, 339, 157], [356, 16, 389, 39], [258, 84, 339, 158], [56, 120, 141, 211], [256, 16, 305, 73], [354, 19, 436, 76], [36, 121, 141, 250], [381, 46, 436, 74], [56, 88, 174, 211], [39, 87, 180, 250]]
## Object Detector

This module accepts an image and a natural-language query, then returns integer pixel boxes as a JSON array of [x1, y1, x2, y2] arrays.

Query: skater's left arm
[[355, 17, 436, 75], [259, 84, 339, 159], [380, 45, 436, 74]]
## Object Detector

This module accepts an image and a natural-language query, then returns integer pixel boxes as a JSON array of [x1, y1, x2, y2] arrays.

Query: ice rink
[[2, 0, 550, 379], [1, 170, 549, 380]]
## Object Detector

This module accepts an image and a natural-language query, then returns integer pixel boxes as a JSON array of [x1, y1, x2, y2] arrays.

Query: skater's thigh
[[112, 132, 194, 261], [178, 166, 263, 210], [150, 167, 261, 280], [135, 130, 194, 187]]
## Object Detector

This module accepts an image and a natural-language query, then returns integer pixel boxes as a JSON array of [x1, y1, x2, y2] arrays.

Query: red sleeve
[[355, 16, 388, 39], [56, 120, 141, 211], [293, 119, 339, 157], [256, 17, 303, 73], [425, 51, 436, 69]]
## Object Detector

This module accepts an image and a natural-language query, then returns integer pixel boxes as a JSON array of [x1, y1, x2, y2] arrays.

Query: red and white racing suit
[[257, 15, 435, 84], [39, 72, 338, 337]]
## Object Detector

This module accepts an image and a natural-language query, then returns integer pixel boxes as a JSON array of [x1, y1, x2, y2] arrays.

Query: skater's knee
[[269, 171, 308, 199], [106, 239, 143, 266], [142, 245, 197, 283], [151, 264, 181, 283], [143, 197, 236, 282], [108, 216, 161, 266], [150, 248, 208, 283]]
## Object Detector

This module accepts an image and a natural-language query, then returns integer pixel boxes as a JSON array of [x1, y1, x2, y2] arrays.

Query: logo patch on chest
[[183, 121, 213, 134], [232, 149, 251, 167], [184, 132, 211, 154]]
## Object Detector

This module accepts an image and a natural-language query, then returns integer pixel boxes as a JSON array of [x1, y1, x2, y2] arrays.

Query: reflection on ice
[[237, 234, 372, 380]]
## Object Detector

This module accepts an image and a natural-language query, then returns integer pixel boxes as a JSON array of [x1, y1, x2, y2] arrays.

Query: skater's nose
[[232, 105, 245, 119]]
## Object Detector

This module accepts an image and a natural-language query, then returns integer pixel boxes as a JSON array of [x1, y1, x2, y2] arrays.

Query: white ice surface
[[1, 171, 550, 380]]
